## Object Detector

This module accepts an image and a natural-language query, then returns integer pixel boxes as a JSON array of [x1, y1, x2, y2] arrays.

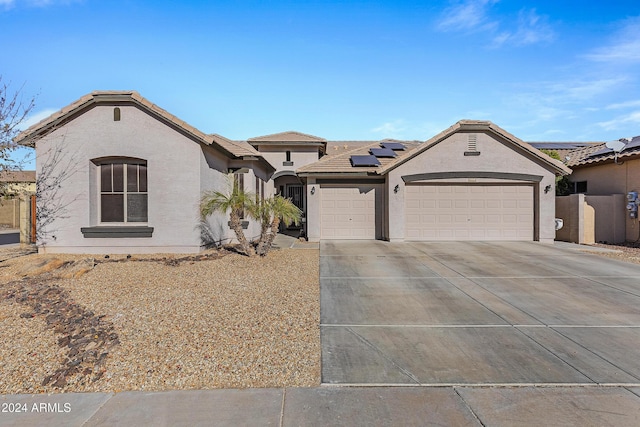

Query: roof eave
[[296, 171, 379, 178]]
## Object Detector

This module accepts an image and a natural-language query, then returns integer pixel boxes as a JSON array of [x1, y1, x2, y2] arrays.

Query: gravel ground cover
[[591, 241, 640, 265], [0, 247, 320, 394]]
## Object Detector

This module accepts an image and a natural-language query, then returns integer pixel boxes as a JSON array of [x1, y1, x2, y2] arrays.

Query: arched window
[[98, 159, 147, 223]]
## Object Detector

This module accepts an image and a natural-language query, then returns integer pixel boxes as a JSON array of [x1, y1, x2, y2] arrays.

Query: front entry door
[[286, 184, 304, 229], [286, 184, 304, 210]]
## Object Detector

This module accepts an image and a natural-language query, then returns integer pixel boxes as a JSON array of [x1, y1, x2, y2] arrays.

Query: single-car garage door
[[321, 185, 378, 239], [405, 184, 534, 241]]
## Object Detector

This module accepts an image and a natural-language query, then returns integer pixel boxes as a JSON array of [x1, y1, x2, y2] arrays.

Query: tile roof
[[298, 120, 571, 176], [324, 140, 420, 157], [565, 136, 640, 167], [528, 142, 601, 150], [248, 131, 326, 143], [210, 134, 262, 157], [13, 92, 272, 168], [378, 120, 571, 175], [0, 170, 36, 183], [297, 140, 422, 174]]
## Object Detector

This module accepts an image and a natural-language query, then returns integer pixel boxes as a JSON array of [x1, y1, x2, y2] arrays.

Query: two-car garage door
[[405, 184, 534, 241]]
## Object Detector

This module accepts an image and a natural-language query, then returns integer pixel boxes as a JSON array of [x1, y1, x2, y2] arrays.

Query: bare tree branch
[[35, 141, 80, 245], [0, 76, 36, 197]]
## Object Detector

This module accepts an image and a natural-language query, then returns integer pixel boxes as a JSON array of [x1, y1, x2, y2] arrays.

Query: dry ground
[[591, 241, 640, 265], [0, 247, 320, 394]]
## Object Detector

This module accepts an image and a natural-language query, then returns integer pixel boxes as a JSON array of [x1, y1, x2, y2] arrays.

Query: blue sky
[[2, 0, 640, 169]]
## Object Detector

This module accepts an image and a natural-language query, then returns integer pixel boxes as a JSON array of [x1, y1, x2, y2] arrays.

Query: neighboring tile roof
[[528, 142, 600, 150], [13, 92, 273, 171], [528, 142, 602, 164], [565, 136, 640, 167], [248, 131, 326, 143], [0, 170, 36, 183]]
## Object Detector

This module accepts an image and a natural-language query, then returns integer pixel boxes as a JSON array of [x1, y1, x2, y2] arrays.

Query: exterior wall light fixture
[[544, 185, 552, 194], [394, 184, 399, 193], [311, 186, 316, 195]]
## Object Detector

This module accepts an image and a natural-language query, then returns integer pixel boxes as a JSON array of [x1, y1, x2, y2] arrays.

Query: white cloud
[[436, 2, 553, 48], [584, 17, 640, 63], [552, 78, 626, 102], [436, 0, 499, 33], [605, 100, 640, 110], [371, 119, 407, 137], [597, 110, 640, 131], [491, 9, 554, 47], [1, 0, 81, 10], [20, 108, 58, 130]]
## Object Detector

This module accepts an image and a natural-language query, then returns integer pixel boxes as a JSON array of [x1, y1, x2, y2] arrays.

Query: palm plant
[[200, 181, 256, 257], [257, 195, 302, 256]]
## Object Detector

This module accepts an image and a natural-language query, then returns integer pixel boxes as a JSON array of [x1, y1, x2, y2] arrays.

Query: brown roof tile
[[297, 140, 422, 174], [13, 92, 272, 169], [210, 134, 261, 157], [299, 121, 571, 176], [0, 170, 36, 183], [248, 131, 326, 143], [566, 137, 640, 167]]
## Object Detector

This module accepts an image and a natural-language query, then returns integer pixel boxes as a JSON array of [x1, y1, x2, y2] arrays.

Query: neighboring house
[[15, 91, 570, 253], [0, 170, 35, 231], [562, 137, 640, 242], [0, 170, 36, 195], [14, 91, 275, 254]]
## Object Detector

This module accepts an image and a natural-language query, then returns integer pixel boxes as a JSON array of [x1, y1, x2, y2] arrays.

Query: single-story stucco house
[[15, 91, 570, 253]]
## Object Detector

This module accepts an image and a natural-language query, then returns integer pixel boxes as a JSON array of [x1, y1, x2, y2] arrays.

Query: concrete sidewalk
[[2, 385, 640, 426]]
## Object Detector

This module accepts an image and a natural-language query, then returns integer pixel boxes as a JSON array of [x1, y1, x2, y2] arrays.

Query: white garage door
[[321, 185, 377, 239], [405, 184, 534, 241]]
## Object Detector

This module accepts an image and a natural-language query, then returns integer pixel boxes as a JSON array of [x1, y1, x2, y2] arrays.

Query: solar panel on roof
[[370, 148, 397, 157], [588, 147, 613, 158], [381, 142, 406, 150], [531, 143, 587, 150], [350, 155, 381, 167], [622, 136, 640, 152]]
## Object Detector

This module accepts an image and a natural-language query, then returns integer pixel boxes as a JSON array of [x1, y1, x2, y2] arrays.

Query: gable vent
[[464, 134, 480, 156], [468, 134, 477, 151]]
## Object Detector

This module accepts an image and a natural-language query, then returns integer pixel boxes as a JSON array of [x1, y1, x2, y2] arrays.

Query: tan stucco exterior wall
[[570, 158, 640, 241], [257, 145, 320, 174]]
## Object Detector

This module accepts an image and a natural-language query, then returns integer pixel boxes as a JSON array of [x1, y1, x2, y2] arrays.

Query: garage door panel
[[406, 184, 533, 241], [321, 185, 378, 239]]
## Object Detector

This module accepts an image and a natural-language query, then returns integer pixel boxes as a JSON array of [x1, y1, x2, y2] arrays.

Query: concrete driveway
[[320, 241, 640, 386]]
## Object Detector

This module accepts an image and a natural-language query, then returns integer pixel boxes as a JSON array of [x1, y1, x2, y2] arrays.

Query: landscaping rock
[[3, 280, 119, 389]]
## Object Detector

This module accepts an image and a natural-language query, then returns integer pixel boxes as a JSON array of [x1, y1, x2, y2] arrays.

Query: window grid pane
[[127, 194, 148, 222], [139, 165, 147, 192], [101, 164, 112, 192], [101, 194, 124, 222], [100, 161, 148, 224], [127, 164, 139, 192], [112, 163, 124, 192]]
